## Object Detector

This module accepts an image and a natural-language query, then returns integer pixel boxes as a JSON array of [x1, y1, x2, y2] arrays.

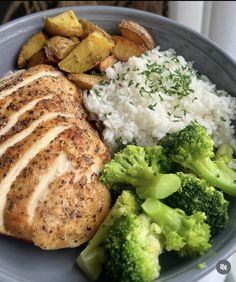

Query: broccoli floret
[[142, 198, 211, 256], [100, 145, 181, 200], [215, 143, 235, 164], [103, 214, 163, 282], [144, 146, 176, 173], [165, 172, 229, 235], [197, 262, 206, 270], [76, 190, 139, 280], [215, 143, 236, 176], [160, 122, 236, 196]]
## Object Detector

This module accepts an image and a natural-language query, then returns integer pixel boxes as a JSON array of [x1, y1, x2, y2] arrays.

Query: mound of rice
[[84, 47, 236, 149]]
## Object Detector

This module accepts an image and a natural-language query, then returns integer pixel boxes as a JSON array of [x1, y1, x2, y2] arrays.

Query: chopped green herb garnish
[[139, 87, 153, 97], [182, 109, 188, 116], [115, 137, 125, 150], [128, 80, 134, 87], [132, 137, 137, 145], [220, 116, 226, 122], [104, 112, 112, 117], [117, 73, 127, 81], [141, 60, 194, 98], [99, 79, 109, 86], [133, 67, 140, 72], [216, 90, 226, 97], [148, 103, 157, 111], [173, 115, 181, 119], [196, 72, 201, 79], [171, 56, 180, 63], [93, 89, 101, 97], [159, 95, 164, 102]]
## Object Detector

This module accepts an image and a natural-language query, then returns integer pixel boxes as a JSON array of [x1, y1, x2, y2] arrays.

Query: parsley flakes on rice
[[84, 47, 236, 150]]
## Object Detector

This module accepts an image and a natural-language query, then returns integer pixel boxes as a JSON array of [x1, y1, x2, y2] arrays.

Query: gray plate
[[0, 6, 235, 282]]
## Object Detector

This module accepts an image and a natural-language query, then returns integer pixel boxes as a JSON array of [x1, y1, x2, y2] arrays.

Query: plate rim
[[0, 5, 235, 282]]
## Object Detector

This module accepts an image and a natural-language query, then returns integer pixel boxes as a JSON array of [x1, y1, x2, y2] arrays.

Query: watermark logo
[[216, 259, 231, 275]]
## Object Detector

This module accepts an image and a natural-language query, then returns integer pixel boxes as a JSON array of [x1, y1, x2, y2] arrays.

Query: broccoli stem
[[187, 158, 236, 196], [136, 173, 181, 200], [77, 247, 104, 281], [215, 143, 234, 163], [77, 191, 138, 280], [76, 204, 126, 280], [122, 167, 156, 187], [215, 159, 236, 178], [141, 198, 211, 256], [214, 143, 236, 176], [142, 198, 183, 232], [101, 145, 181, 200]]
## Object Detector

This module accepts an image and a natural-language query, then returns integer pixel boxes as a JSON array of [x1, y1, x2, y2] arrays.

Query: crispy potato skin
[[119, 19, 155, 49], [27, 49, 50, 68], [44, 10, 83, 37], [58, 31, 114, 73], [112, 36, 148, 61], [46, 36, 77, 60], [18, 32, 47, 68], [68, 73, 103, 90], [27, 48, 59, 68], [80, 19, 112, 40]]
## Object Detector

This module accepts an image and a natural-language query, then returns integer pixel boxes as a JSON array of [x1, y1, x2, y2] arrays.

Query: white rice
[[84, 47, 236, 150]]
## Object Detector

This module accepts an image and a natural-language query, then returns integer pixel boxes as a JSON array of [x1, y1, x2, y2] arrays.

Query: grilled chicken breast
[[0, 65, 111, 249]]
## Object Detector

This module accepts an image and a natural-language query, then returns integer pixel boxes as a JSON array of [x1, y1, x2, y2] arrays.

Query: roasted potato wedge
[[59, 31, 115, 73], [112, 36, 148, 61], [46, 36, 77, 60], [44, 10, 83, 37], [27, 49, 49, 68], [68, 73, 104, 90], [18, 32, 47, 68], [27, 48, 58, 68], [80, 19, 111, 40], [44, 47, 60, 64], [119, 19, 155, 49], [96, 55, 117, 71]]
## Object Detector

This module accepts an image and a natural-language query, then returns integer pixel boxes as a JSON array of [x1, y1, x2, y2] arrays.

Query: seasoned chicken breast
[[0, 65, 111, 249]]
